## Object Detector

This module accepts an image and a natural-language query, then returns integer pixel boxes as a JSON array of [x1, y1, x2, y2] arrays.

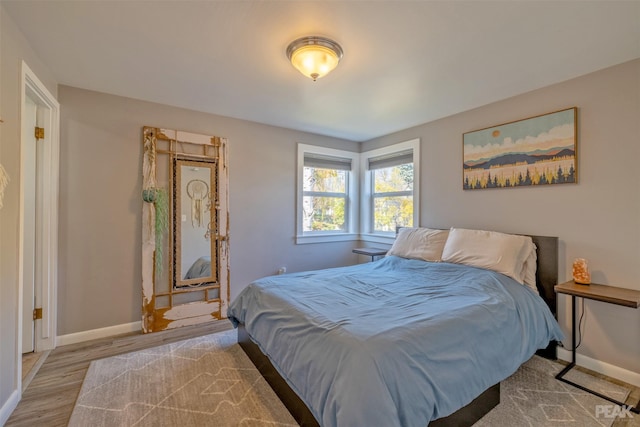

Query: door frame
[[17, 61, 59, 373]]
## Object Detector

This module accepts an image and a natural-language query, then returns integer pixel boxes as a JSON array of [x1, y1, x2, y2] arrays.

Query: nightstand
[[555, 280, 640, 413], [352, 247, 387, 262]]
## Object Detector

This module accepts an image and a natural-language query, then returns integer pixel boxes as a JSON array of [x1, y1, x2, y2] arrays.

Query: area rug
[[69, 330, 632, 427]]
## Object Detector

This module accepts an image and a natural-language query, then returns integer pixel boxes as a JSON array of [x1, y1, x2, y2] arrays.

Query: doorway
[[18, 61, 59, 391]]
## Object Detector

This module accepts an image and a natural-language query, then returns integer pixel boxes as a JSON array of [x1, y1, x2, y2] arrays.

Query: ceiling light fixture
[[286, 36, 343, 81]]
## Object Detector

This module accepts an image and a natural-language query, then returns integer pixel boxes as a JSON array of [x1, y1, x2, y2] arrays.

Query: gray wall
[[0, 4, 58, 417], [57, 85, 360, 335], [363, 59, 640, 375]]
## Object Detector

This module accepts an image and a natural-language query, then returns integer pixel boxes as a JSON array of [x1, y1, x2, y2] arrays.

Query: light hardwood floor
[[6, 320, 233, 427], [6, 320, 639, 426], [21, 352, 42, 381]]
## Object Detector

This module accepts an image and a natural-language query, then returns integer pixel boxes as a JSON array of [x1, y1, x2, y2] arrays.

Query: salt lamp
[[572, 258, 591, 285]]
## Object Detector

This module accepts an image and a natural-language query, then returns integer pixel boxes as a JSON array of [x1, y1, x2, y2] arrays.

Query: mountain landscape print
[[463, 108, 577, 189]]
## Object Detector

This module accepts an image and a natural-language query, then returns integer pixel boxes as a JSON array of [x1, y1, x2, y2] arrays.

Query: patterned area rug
[[70, 330, 633, 427], [475, 356, 632, 427], [69, 331, 297, 427]]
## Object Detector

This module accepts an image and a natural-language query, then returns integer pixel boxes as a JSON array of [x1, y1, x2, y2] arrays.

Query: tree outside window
[[303, 167, 347, 232], [372, 163, 413, 232]]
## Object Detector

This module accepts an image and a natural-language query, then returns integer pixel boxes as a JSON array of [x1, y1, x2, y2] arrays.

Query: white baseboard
[[56, 321, 141, 347], [0, 389, 20, 426], [557, 347, 640, 388]]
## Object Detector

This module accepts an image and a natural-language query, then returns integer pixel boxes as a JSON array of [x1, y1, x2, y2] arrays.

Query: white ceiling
[[4, 1, 639, 142]]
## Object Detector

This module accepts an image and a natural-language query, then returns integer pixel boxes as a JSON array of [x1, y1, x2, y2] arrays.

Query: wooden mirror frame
[[141, 127, 229, 333]]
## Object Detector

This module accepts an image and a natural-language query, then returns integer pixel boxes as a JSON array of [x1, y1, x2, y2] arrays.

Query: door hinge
[[33, 308, 43, 320], [35, 127, 45, 140]]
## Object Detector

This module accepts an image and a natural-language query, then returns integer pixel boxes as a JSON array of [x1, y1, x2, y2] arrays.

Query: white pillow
[[387, 227, 450, 262], [440, 228, 533, 284], [521, 241, 539, 294]]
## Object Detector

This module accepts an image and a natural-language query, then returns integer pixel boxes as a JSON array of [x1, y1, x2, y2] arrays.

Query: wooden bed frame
[[238, 235, 559, 427]]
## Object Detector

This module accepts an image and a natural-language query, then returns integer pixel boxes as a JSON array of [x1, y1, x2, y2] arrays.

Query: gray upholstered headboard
[[529, 235, 559, 316]]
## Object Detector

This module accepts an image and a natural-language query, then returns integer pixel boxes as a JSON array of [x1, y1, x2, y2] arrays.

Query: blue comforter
[[228, 256, 563, 427]]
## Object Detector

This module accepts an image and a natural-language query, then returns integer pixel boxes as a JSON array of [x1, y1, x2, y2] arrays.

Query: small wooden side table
[[352, 247, 387, 262], [555, 280, 640, 413]]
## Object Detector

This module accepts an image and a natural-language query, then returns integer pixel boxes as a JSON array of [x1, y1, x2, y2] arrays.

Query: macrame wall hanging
[[0, 164, 9, 210], [186, 179, 209, 227]]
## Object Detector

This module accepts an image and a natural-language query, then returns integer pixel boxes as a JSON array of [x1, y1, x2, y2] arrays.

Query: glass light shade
[[287, 37, 343, 81]]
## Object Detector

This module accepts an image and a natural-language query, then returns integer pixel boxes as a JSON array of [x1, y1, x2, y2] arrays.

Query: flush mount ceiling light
[[286, 36, 343, 81]]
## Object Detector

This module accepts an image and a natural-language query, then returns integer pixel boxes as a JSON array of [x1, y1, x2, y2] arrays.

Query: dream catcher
[[186, 179, 209, 227]]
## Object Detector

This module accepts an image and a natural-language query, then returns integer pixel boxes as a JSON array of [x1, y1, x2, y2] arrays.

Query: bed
[[183, 255, 211, 280], [228, 228, 563, 427]]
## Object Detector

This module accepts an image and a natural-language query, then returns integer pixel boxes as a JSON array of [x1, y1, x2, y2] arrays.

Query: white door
[[21, 95, 38, 353], [19, 61, 60, 355]]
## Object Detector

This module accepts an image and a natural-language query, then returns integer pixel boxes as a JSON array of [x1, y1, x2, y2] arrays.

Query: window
[[361, 139, 419, 243], [297, 144, 359, 244], [303, 155, 349, 232], [370, 150, 414, 232]]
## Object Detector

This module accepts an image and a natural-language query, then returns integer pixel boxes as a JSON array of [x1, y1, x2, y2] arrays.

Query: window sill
[[296, 233, 360, 245], [359, 233, 396, 245]]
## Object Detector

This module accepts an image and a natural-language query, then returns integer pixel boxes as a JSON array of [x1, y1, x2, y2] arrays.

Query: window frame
[[296, 144, 360, 244], [360, 139, 420, 245]]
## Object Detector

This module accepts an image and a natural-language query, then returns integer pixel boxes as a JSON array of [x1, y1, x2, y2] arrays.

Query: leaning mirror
[[141, 127, 229, 333], [175, 159, 217, 287]]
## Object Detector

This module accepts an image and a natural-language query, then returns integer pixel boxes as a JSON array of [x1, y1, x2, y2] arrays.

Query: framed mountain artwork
[[463, 107, 577, 190]]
